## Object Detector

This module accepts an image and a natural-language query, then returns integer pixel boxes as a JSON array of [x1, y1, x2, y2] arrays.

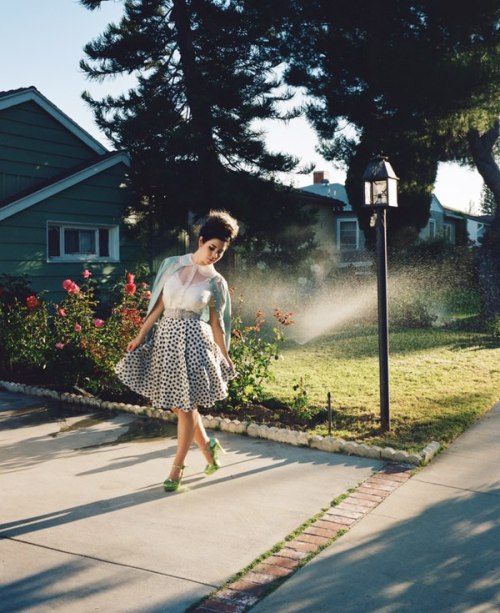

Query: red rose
[[26, 295, 40, 310]]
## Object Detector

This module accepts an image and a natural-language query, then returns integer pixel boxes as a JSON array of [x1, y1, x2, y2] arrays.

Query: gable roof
[[0, 86, 108, 155], [0, 86, 131, 222], [301, 182, 349, 203], [0, 151, 130, 222]]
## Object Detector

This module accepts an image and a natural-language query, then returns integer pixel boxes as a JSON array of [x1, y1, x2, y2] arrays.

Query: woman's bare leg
[[192, 410, 214, 463], [167, 409, 214, 479], [167, 409, 196, 480]]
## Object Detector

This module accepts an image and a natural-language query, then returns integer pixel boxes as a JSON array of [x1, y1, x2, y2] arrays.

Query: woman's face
[[196, 237, 228, 265]]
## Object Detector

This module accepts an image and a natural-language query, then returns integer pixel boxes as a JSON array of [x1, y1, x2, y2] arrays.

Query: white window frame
[[46, 221, 120, 263], [337, 217, 361, 250]]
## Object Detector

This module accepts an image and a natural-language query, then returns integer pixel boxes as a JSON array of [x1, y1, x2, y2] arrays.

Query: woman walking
[[116, 210, 239, 491]]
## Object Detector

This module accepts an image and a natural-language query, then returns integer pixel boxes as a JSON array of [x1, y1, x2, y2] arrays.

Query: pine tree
[[79, 0, 314, 266]]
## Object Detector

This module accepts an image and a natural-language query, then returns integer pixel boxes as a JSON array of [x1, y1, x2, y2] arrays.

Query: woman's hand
[[127, 335, 144, 352], [226, 356, 235, 372]]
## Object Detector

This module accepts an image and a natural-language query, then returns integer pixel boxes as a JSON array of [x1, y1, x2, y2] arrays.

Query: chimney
[[313, 171, 329, 185]]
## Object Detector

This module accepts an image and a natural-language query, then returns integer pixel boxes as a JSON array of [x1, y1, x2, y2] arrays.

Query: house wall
[[466, 219, 486, 246], [313, 206, 336, 258], [302, 201, 372, 271], [301, 179, 486, 260], [0, 101, 96, 201], [0, 164, 137, 301]]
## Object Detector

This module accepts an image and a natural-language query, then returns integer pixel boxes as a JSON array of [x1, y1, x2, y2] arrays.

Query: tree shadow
[[0, 558, 129, 612], [0, 547, 208, 613], [258, 487, 500, 612], [0, 394, 178, 473]]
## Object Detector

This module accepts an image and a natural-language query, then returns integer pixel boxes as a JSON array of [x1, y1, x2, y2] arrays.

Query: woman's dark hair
[[199, 209, 239, 244]]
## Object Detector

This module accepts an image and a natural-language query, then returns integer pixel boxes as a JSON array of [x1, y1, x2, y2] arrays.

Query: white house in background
[[300, 171, 491, 266], [459, 212, 492, 246]]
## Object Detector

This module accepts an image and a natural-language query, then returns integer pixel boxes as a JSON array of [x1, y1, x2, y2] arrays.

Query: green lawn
[[263, 324, 500, 453]]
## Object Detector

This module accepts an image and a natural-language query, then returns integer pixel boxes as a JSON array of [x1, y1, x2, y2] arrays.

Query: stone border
[[0, 380, 440, 465]]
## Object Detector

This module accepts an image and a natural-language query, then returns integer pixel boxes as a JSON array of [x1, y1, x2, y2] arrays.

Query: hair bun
[[200, 209, 239, 243]]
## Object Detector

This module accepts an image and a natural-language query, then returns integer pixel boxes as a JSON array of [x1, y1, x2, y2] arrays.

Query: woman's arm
[[126, 295, 164, 352], [209, 306, 234, 370]]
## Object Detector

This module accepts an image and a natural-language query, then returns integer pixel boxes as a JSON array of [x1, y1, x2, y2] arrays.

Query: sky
[[1, 0, 486, 213]]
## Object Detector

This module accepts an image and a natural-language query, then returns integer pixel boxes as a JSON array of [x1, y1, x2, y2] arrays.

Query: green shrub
[[0, 269, 150, 394], [390, 295, 437, 328], [222, 297, 294, 408], [485, 315, 500, 338], [1, 295, 53, 376]]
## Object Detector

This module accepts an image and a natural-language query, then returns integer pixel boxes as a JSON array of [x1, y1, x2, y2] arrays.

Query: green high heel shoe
[[204, 437, 226, 475], [163, 464, 185, 492]]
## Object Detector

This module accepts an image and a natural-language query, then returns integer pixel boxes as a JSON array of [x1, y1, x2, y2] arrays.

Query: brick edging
[[189, 463, 413, 613]]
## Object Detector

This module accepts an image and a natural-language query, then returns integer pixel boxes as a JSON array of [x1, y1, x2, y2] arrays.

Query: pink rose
[[126, 272, 135, 284], [58, 308, 66, 317], [93, 318, 105, 328], [62, 279, 80, 294], [124, 283, 137, 295], [55, 342, 65, 350], [143, 290, 152, 299], [74, 324, 82, 332], [82, 269, 92, 278]]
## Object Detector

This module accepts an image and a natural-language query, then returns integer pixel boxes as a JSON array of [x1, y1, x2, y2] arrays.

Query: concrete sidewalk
[[0, 391, 384, 612], [253, 402, 500, 612], [2, 392, 499, 613]]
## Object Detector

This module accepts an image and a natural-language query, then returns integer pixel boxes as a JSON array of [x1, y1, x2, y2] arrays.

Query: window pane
[[79, 230, 96, 254], [339, 221, 357, 249], [99, 228, 109, 257], [64, 229, 96, 255], [64, 229, 79, 254], [48, 225, 60, 257]]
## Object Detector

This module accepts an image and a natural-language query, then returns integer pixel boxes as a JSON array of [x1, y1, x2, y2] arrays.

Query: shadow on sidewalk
[[0, 549, 207, 613], [258, 487, 500, 612]]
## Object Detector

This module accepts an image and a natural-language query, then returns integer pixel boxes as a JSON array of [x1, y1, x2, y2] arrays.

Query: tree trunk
[[172, 0, 220, 171], [467, 121, 500, 318]]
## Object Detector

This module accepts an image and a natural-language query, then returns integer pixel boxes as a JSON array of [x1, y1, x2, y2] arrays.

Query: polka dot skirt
[[115, 315, 236, 411]]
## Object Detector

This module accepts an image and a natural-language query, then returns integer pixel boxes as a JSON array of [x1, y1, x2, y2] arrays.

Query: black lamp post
[[362, 155, 399, 432]]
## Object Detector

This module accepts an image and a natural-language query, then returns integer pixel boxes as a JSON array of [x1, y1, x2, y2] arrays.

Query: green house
[[0, 86, 136, 301]]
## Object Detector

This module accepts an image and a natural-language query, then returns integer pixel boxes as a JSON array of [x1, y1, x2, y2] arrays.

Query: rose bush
[[0, 269, 150, 395], [0, 274, 295, 411], [223, 295, 294, 407], [1, 292, 53, 378]]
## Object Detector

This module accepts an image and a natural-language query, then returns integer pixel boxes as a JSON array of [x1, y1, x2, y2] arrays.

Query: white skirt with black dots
[[115, 312, 236, 411]]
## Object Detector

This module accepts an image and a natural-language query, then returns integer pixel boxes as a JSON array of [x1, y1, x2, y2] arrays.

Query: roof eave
[[0, 152, 130, 222]]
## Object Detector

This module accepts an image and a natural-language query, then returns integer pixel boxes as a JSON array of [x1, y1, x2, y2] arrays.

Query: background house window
[[442, 223, 452, 242], [47, 223, 118, 262], [338, 219, 359, 250], [428, 219, 436, 238]]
